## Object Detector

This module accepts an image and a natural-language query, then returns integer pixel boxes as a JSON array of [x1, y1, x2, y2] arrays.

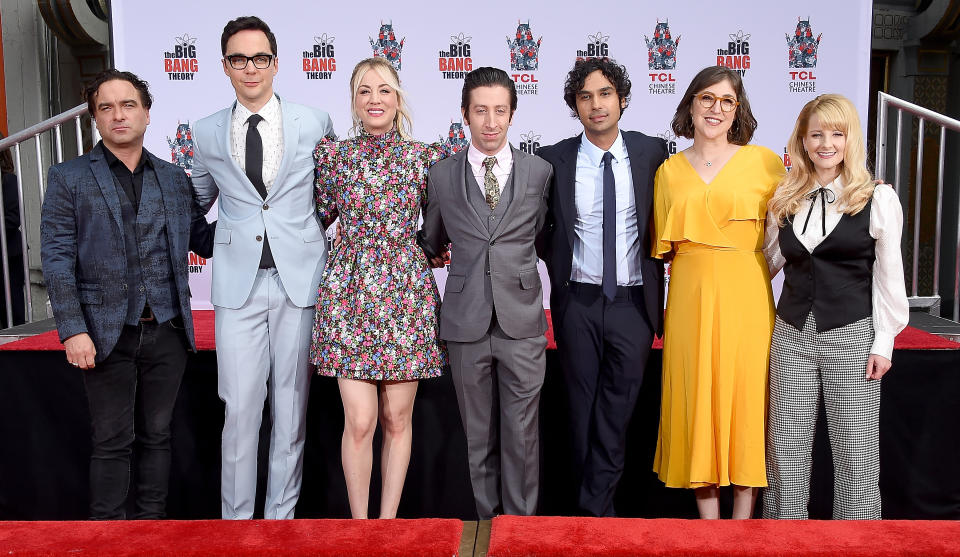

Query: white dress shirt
[[570, 132, 642, 286], [231, 94, 283, 193], [764, 180, 909, 359], [467, 142, 513, 195]]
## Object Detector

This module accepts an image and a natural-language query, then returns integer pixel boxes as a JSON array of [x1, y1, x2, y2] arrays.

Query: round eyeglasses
[[694, 92, 739, 113]]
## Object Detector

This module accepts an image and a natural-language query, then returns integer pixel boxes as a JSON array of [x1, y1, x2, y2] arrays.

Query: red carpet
[[1, 310, 954, 352], [0, 518, 462, 556], [487, 516, 960, 556]]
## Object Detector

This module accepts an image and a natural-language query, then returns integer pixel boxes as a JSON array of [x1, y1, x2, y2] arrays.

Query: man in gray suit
[[191, 16, 334, 519], [420, 67, 553, 519]]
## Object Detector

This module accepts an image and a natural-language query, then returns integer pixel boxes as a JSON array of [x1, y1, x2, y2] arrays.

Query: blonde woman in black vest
[[763, 94, 908, 519]]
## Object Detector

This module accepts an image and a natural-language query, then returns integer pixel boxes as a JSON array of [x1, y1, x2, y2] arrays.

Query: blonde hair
[[768, 94, 874, 225], [348, 57, 413, 140]]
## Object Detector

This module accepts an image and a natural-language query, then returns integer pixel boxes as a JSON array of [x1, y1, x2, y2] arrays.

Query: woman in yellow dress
[[652, 66, 785, 519]]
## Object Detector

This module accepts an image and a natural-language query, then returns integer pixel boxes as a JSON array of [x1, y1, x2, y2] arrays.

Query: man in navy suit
[[41, 69, 213, 519], [537, 59, 667, 517]]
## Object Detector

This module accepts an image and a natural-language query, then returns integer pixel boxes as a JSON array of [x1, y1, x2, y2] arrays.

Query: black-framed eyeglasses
[[226, 54, 274, 70], [694, 92, 739, 113]]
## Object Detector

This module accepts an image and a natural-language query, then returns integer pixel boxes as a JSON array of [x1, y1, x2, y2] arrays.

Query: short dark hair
[[83, 69, 153, 115], [461, 67, 517, 115], [671, 65, 757, 145], [221, 16, 277, 56], [563, 58, 631, 117]]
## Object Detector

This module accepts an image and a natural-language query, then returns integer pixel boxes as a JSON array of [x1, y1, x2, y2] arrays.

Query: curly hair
[[671, 65, 756, 145], [563, 58, 631, 117], [83, 69, 153, 115]]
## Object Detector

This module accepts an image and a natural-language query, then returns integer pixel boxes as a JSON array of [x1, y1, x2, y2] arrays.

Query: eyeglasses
[[694, 92, 739, 113], [226, 54, 274, 70]]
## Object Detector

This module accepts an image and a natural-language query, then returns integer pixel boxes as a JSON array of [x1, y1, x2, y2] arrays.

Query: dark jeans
[[81, 317, 188, 519]]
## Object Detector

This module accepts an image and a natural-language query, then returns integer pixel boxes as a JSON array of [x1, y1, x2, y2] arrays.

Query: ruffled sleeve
[[313, 137, 338, 222], [652, 163, 672, 258], [868, 184, 909, 359]]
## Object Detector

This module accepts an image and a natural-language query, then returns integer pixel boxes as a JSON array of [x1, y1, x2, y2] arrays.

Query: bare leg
[[338, 378, 378, 519], [732, 485, 758, 519], [377, 380, 418, 519], [695, 485, 720, 519]]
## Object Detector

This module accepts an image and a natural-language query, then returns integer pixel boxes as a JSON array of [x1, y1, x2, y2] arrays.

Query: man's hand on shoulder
[[64, 333, 96, 369]]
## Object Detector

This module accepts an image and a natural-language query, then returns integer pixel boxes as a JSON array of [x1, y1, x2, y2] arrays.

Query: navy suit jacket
[[41, 143, 214, 361], [536, 131, 668, 336]]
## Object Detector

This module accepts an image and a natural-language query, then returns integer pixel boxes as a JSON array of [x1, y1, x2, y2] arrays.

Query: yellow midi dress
[[652, 145, 785, 488]]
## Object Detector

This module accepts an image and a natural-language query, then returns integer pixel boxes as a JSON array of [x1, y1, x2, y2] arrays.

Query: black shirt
[[101, 142, 151, 211]]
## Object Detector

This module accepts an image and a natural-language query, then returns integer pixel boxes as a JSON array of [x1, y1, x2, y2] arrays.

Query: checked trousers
[[763, 313, 882, 520]]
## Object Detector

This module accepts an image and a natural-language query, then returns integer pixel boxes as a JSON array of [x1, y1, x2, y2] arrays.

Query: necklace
[[690, 150, 713, 167], [704, 160, 712, 167]]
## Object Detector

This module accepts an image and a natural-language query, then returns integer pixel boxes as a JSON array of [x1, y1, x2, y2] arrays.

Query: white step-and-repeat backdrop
[[111, 1, 872, 309]]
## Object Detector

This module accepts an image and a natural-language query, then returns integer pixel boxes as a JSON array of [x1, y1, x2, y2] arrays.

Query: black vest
[[117, 166, 180, 325], [777, 199, 874, 332]]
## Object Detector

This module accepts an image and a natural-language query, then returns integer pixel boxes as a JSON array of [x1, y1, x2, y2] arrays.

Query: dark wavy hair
[[461, 67, 517, 115], [563, 58, 631, 117], [221, 16, 277, 56], [83, 69, 153, 115], [671, 66, 757, 145]]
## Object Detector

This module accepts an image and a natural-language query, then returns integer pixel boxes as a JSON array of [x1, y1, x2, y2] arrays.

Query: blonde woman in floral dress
[[313, 57, 445, 519]]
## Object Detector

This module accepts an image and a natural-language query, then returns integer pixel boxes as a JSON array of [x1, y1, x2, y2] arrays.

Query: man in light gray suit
[[420, 67, 553, 519], [191, 16, 334, 520]]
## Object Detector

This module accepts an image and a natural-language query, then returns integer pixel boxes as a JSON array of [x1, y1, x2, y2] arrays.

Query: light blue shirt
[[570, 132, 643, 286]]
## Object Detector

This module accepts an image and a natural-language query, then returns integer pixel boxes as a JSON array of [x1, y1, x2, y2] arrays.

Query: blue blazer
[[536, 131, 668, 336], [40, 143, 211, 361], [191, 97, 334, 309]]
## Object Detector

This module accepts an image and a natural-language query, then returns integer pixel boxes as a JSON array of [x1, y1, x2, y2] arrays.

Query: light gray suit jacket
[[192, 97, 334, 309], [421, 145, 553, 343]]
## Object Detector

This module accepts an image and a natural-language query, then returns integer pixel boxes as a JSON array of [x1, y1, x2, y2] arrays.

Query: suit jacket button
[[486, 270, 491, 276], [263, 203, 269, 210], [256, 235, 263, 242], [139, 285, 145, 292], [563, 281, 569, 287]]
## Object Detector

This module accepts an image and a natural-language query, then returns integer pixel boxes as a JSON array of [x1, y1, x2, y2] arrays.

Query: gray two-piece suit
[[192, 97, 333, 519], [420, 145, 553, 518]]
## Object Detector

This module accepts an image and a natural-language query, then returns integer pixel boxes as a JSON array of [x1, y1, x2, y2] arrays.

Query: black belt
[[567, 280, 643, 300]]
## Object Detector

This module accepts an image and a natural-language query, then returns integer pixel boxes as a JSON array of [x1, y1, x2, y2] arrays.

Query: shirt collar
[[234, 94, 281, 126], [579, 131, 626, 167], [808, 176, 843, 195], [468, 141, 512, 171], [100, 141, 150, 173]]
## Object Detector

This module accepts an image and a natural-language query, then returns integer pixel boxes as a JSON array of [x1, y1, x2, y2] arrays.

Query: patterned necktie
[[482, 156, 500, 210]]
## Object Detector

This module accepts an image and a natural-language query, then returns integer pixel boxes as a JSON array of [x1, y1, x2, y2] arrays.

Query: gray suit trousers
[[447, 318, 546, 519]]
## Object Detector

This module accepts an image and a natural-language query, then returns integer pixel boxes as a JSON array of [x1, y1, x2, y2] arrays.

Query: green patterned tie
[[482, 156, 500, 210]]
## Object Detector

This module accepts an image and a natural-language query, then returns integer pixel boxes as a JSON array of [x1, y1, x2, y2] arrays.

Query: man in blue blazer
[[191, 16, 334, 520], [537, 59, 667, 517], [40, 69, 214, 519]]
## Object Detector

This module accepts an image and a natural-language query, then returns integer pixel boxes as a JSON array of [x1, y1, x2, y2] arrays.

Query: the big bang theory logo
[[164, 34, 198, 81], [786, 17, 821, 92], [519, 131, 541, 155], [302, 34, 336, 80], [717, 30, 750, 76], [507, 21, 541, 95], [645, 20, 679, 94], [576, 31, 610, 62], [658, 130, 678, 156], [371, 22, 404, 71], [438, 33, 473, 80], [188, 252, 207, 274]]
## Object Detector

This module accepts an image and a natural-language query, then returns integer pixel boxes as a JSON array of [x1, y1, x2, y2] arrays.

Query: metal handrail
[[0, 103, 96, 326], [875, 91, 960, 320]]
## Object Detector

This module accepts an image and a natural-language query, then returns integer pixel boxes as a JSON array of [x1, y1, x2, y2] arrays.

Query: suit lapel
[[555, 136, 580, 251], [623, 133, 652, 239], [90, 144, 123, 235], [491, 145, 527, 239], [216, 101, 262, 198], [149, 153, 181, 260], [271, 98, 300, 199], [454, 151, 488, 237]]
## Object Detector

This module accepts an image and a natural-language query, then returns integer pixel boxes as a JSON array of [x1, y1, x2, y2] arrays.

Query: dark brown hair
[[461, 67, 517, 115], [221, 16, 278, 56], [83, 69, 153, 115], [563, 58, 631, 117], [671, 66, 757, 145]]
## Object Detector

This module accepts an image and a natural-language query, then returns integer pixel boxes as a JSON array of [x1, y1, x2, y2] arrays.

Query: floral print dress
[[311, 129, 446, 380]]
